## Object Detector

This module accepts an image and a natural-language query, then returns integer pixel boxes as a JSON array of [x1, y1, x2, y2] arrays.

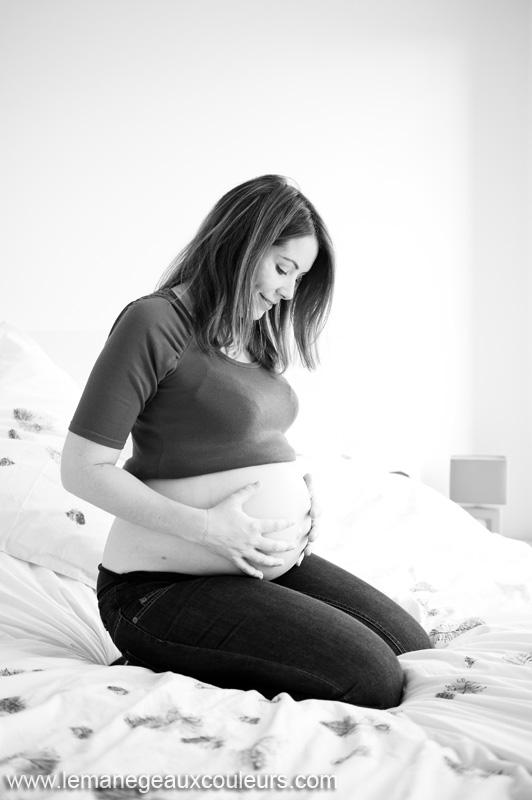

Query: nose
[[277, 274, 297, 301]]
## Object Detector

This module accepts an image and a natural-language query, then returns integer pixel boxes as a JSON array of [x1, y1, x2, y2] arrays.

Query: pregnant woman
[[62, 174, 431, 708]]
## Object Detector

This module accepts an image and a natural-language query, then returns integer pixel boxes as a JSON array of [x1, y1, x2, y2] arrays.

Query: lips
[[260, 294, 273, 310]]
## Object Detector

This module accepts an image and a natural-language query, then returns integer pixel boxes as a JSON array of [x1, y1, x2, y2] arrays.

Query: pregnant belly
[[102, 461, 311, 580]]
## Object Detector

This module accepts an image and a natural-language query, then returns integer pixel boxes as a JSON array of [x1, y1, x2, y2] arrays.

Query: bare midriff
[[101, 461, 311, 581]]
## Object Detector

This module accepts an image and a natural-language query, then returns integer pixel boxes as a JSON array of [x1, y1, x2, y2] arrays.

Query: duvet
[[1, 321, 531, 799]]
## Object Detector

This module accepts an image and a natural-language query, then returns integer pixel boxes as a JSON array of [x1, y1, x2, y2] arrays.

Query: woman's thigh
[[273, 555, 432, 655], [101, 567, 408, 709]]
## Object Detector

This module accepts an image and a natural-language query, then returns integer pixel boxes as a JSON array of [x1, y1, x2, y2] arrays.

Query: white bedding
[[1, 323, 532, 799]]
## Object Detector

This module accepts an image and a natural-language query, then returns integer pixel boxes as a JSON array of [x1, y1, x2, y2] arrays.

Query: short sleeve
[[69, 294, 192, 449]]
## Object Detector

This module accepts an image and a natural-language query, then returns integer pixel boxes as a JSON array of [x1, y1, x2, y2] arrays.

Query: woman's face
[[251, 235, 319, 320]]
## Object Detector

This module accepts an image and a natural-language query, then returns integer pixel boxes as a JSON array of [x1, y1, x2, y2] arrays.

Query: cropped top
[[68, 289, 299, 481]]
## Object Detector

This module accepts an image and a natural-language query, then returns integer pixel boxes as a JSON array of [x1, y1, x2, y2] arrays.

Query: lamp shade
[[450, 455, 507, 505]]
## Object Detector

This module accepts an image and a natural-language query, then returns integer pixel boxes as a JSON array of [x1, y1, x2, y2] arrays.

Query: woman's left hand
[[298, 472, 322, 565]]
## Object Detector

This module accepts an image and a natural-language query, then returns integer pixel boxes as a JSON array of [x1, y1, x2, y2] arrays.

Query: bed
[[1, 320, 531, 799]]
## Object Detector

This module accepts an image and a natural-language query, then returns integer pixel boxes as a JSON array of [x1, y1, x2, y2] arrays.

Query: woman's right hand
[[203, 481, 296, 578]]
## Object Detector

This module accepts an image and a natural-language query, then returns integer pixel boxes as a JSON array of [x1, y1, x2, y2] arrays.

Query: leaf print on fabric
[[502, 651, 532, 666], [464, 656, 476, 669], [0, 668, 25, 676], [444, 756, 505, 780], [495, 582, 532, 603], [93, 787, 147, 799], [107, 685, 129, 695], [332, 746, 371, 764], [13, 407, 54, 434], [444, 756, 474, 776], [0, 748, 59, 775], [71, 726, 93, 739], [320, 715, 359, 737], [237, 736, 283, 771], [8, 429, 21, 439], [446, 678, 486, 694], [0, 457, 15, 466], [239, 715, 260, 724], [321, 714, 390, 738], [410, 581, 437, 593], [429, 617, 485, 647], [46, 446, 61, 464], [0, 696, 26, 715], [416, 599, 440, 618], [66, 509, 86, 525], [181, 735, 224, 749], [364, 718, 391, 734], [125, 706, 202, 731], [436, 678, 487, 699]]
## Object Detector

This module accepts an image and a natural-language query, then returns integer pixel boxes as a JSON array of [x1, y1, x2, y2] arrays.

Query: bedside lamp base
[[462, 505, 501, 534]]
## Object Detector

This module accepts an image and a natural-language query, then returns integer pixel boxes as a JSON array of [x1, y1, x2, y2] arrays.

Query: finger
[[230, 481, 262, 505], [308, 525, 321, 543], [249, 553, 285, 568], [258, 537, 296, 553], [260, 518, 296, 535], [297, 553, 305, 566], [303, 472, 314, 493], [302, 516, 312, 536], [304, 544, 313, 557], [303, 473, 322, 518], [233, 556, 263, 579]]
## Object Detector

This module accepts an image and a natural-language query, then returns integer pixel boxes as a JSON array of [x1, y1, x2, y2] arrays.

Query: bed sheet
[[1, 470, 532, 800]]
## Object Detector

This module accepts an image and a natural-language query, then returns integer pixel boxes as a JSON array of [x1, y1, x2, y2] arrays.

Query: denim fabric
[[97, 555, 432, 709]]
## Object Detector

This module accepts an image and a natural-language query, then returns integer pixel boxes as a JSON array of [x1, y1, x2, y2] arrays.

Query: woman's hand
[[297, 473, 322, 566], [204, 481, 296, 579]]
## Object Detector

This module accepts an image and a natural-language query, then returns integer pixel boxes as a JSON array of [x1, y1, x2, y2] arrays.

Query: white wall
[[1, 0, 530, 539]]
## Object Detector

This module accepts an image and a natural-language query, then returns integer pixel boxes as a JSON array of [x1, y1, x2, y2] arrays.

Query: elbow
[[60, 456, 82, 497], [60, 436, 90, 499], [60, 431, 119, 502]]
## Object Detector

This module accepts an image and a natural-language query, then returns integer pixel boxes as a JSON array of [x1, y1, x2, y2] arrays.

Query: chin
[[251, 306, 266, 321]]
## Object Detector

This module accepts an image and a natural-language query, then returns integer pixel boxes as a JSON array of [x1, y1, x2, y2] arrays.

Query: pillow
[[0, 323, 112, 587], [0, 321, 82, 439]]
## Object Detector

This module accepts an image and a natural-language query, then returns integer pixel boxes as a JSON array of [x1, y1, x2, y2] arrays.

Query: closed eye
[[276, 265, 287, 276]]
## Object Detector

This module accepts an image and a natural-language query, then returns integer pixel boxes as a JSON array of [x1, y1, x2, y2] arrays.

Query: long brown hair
[[157, 175, 335, 371]]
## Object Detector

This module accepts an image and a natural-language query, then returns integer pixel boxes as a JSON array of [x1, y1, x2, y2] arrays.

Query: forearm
[[61, 432, 298, 578], [62, 460, 207, 544]]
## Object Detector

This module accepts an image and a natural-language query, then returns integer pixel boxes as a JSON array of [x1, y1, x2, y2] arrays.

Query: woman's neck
[[221, 343, 254, 363]]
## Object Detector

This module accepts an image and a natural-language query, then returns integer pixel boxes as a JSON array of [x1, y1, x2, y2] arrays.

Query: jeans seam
[[301, 592, 407, 655], [108, 609, 122, 641], [120, 617, 347, 699], [132, 584, 175, 624]]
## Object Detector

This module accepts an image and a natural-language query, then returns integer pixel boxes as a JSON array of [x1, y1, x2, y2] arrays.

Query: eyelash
[[276, 266, 305, 284]]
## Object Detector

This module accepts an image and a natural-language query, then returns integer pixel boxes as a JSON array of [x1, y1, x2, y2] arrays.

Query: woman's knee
[[338, 648, 405, 709], [397, 617, 433, 654]]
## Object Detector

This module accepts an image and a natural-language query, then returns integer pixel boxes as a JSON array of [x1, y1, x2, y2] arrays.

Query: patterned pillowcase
[[0, 321, 82, 439], [0, 323, 111, 587]]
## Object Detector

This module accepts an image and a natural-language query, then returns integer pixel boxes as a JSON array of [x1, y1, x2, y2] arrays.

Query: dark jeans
[[97, 555, 431, 709]]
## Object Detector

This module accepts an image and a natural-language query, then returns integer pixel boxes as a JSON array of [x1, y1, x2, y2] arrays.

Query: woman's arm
[[61, 431, 296, 578]]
